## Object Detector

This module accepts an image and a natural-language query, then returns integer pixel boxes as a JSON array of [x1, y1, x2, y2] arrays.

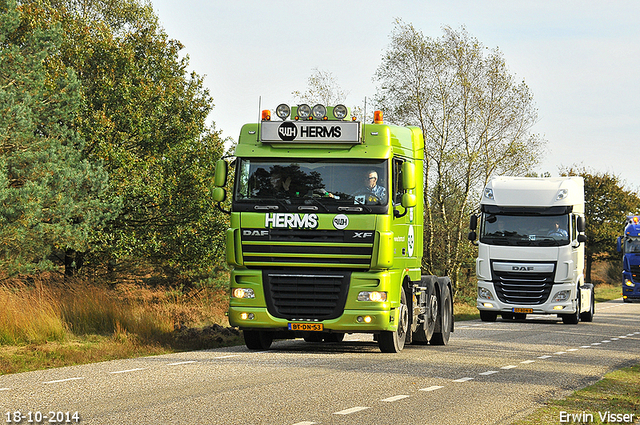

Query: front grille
[[629, 264, 640, 273], [241, 229, 373, 269], [263, 270, 350, 320], [492, 262, 556, 305]]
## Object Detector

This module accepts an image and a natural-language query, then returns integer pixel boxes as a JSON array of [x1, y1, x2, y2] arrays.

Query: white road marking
[[0, 388, 10, 391], [479, 371, 499, 376], [453, 377, 474, 382], [333, 407, 370, 415], [167, 361, 198, 366], [419, 385, 444, 391], [501, 365, 517, 369], [580, 346, 592, 348], [611, 338, 619, 341], [566, 349, 579, 352], [382, 395, 410, 402], [628, 334, 635, 336], [109, 368, 145, 374], [619, 336, 627, 338], [538, 355, 552, 359], [292, 422, 316, 425], [520, 360, 536, 364], [214, 355, 241, 359], [591, 342, 602, 346], [554, 351, 566, 355], [43, 377, 84, 384], [601, 340, 611, 343]]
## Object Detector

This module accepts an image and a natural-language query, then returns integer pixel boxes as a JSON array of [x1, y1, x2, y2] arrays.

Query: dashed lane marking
[[333, 407, 370, 415], [554, 351, 566, 355], [43, 377, 84, 384], [453, 377, 474, 382], [538, 355, 552, 359], [109, 368, 145, 374], [520, 360, 536, 364], [501, 365, 517, 369], [292, 422, 316, 425], [382, 395, 410, 402], [419, 385, 444, 391], [167, 361, 198, 366], [479, 371, 499, 376]]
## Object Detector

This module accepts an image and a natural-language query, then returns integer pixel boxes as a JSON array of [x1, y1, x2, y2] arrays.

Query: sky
[[151, 0, 640, 189]]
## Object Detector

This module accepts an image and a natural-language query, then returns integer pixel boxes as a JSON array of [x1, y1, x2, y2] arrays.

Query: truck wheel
[[479, 310, 497, 322], [413, 291, 438, 344], [243, 330, 273, 350], [561, 292, 580, 325], [379, 289, 408, 353], [580, 290, 595, 322], [430, 286, 452, 346]]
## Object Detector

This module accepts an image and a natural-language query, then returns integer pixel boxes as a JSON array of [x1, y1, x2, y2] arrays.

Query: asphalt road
[[2, 299, 640, 425]]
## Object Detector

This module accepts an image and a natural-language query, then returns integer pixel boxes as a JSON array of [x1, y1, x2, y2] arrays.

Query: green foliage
[[563, 166, 640, 281], [375, 21, 545, 295], [2, 0, 229, 282], [0, 0, 119, 274]]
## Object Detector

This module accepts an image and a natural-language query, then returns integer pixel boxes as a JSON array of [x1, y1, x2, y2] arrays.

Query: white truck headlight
[[552, 290, 570, 302], [478, 287, 494, 300]]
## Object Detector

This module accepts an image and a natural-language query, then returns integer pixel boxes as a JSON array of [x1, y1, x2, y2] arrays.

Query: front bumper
[[476, 281, 578, 315]]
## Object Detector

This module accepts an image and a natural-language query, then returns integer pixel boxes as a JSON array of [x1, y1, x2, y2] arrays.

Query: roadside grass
[[0, 275, 243, 375], [0, 269, 626, 375], [514, 363, 640, 425]]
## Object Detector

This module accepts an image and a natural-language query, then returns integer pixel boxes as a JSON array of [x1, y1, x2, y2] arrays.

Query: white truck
[[468, 176, 594, 324]]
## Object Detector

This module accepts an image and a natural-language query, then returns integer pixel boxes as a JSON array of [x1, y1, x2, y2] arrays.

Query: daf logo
[[512, 266, 534, 271], [243, 230, 269, 237], [354, 232, 373, 239], [278, 121, 297, 141]]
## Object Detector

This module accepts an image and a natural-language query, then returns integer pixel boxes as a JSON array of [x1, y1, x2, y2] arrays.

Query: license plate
[[288, 323, 323, 332], [512, 308, 533, 313]]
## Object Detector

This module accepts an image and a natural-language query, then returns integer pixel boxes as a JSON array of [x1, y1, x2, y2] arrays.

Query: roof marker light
[[556, 189, 568, 200], [261, 109, 271, 121]]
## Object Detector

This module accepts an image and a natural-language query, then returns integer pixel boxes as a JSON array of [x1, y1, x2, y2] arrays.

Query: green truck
[[213, 103, 453, 353]]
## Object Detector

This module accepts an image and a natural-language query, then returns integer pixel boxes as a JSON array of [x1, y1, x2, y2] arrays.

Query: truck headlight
[[625, 279, 635, 287], [478, 287, 494, 300], [358, 291, 387, 302], [232, 288, 255, 299], [552, 290, 570, 302]]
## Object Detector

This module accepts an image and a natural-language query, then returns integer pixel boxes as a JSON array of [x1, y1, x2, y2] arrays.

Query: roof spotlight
[[312, 104, 327, 120], [297, 104, 311, 119], [333, 104, 348, 120], [275, 104, 290, 120]]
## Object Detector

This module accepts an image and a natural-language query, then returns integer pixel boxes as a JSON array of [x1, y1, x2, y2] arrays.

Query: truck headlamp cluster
[[358, 291, 387, 302], [625, 279, 635, 287], [478, 287, 494, 300], [232, 288, 255, 299], [484, 188, 494, 199], [552, 290, 570, 302]]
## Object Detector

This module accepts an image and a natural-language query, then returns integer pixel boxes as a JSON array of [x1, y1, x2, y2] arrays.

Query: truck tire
[[480, 310, 497, 322], [243, 330, 273, 350], [580, 290, 595, 322], [430, 286, 452, 346], [413, 287, 438, 344], [561, 292, 580, 325], [379, 289, 408, 353]]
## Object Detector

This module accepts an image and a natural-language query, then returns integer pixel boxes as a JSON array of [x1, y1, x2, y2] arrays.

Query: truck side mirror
[[577, 234, 587, 243], [576, 216, 586, 233], [468, 231, 477, 241], [402, 162, 416, 190], [214, 159, 228, 187], [617, 236, 622, 253], [469, 214, 478, 231]]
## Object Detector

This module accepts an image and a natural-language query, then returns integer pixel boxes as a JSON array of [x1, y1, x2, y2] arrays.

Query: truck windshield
[[233, 158, 389, 212], [625, 238, 640, 253], [480, 214, 571, 246]]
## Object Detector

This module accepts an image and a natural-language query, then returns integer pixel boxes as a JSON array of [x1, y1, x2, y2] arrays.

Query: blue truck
[[617, 215, 640, 302]]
